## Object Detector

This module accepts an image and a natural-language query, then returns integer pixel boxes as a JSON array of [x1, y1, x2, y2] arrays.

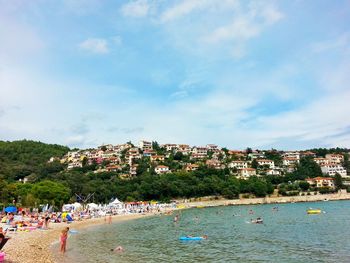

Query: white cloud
[[311, 33, 350, 53], [203, 16, 259, 44], [160, 0, 207, 23], [160, 0, 240, 23], [120, 0, 150, 18], [156, 1, 284, 59], [200, 2, 283, 58], [78, 38, 109, 54]]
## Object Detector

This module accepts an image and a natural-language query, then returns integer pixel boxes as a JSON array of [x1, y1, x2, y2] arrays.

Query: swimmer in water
[[111, 246, 124, 252]]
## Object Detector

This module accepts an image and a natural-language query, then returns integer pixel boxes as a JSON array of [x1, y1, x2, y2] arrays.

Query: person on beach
[[60, 228, 69, 253], [44, 214, 50, 229], [108, 214, 112, 224], [0, 227, 7, 242]]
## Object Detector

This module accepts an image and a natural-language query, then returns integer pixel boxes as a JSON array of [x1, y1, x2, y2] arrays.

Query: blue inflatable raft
[[179, 236, 203, 241]]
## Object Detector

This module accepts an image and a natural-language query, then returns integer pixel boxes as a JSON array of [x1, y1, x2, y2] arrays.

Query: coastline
[[3, 191, 350, 263], [178, 191, 350, 208]]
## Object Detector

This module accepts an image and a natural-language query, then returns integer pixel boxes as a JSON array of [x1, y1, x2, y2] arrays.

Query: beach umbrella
[[4, 206, 17, 213]]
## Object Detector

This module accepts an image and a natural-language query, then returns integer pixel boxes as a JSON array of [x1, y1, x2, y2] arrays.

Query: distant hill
[[0, 140, 69, 181]]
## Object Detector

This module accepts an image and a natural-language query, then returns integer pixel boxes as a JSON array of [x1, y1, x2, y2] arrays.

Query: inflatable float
[[179, 236, 204, 241]]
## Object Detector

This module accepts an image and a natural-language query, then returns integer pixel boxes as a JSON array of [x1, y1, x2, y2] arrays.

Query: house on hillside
[[257, 159, 275, 169], [155, 165, 169, 174], [228, 161, 248, 169], [321, 164, 347, 177], [150, 155, 165, 162], [238, 168, 257, 179], [314, 157, 329, 166], [283, 157, 299, 166], [306, 177, 335, 189], [325, 154, 344, 164], [185, 164, 199, 172], [139, 140, 152, 151]]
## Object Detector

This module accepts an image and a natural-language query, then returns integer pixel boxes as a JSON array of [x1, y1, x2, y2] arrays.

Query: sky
[[0, 0, 350, 150]]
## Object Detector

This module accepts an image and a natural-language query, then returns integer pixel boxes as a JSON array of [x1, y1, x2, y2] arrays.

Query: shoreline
[[177, 191, 350, 208], [3, 192, 350, 263]]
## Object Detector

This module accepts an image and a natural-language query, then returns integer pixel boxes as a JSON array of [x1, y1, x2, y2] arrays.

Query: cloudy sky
[[0, 0, 350, 150]]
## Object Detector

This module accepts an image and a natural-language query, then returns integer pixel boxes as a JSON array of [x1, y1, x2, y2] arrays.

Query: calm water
[[53, 200, 350, 263]]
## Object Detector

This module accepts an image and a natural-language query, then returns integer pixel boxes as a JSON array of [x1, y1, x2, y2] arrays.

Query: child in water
[[60, 227, 69, 253]]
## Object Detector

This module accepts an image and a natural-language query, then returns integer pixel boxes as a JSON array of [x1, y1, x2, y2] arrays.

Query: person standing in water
[[60, 227, 69, 253], [108, 214, 112, 224]]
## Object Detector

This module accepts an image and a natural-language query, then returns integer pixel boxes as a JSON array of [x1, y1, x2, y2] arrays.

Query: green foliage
[[293, 157, 322, 180], [32, 180, 70, 206], [251, 159, 258, 169], [334, 173, 343, 190], [299, 181, 310, 191], [265, 149, 283, 167], [343, 153, 350, 175], [0, 140, 69, 181], [307, 148, 348, 157]]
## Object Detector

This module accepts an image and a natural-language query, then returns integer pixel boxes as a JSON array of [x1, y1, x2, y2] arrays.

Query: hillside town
[[54, 140, 350, 190]]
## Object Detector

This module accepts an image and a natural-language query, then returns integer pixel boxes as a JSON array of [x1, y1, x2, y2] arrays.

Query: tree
[[251, 159, 258, 169], [334, 173, 343, 190], [293, 157, 322, 180], [31, 180, 70, 206], [265, 150, 283, 167], [343, 153, 350, 175], [299, 181, 310, 191]]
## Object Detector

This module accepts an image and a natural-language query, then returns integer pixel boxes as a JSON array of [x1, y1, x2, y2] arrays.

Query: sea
[[52, 200, 350, 263]]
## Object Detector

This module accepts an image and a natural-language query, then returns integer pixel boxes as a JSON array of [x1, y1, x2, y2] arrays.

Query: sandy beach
[[2, 213, 151, 263], [2, 191, 350, 263]]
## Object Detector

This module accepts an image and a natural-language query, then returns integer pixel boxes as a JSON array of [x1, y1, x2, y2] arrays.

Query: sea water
[[52, 200, 350, 263]]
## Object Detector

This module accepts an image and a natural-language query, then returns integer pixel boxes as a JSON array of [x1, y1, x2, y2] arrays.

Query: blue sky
[[1, 0, 350, 150]]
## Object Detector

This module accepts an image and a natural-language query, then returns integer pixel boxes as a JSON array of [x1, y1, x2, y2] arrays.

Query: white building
[[162, 144, 178, 152], [191, 147, 208, 157], [321, 164, 347, 177], [314, 158, 329, 166], [139, 140, 153, 151], [238, 168, 257, 179], [177, 144, 191, 155], [67, 162, 82, 170], [266, 169, 281, 176], [257, 159, 275, 169], [283, 157, 299, 166], [283, 151, 300, 160], [325, 154, 344, 164], [155, 165, 170, 174], [228, 161, 248, 169]]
